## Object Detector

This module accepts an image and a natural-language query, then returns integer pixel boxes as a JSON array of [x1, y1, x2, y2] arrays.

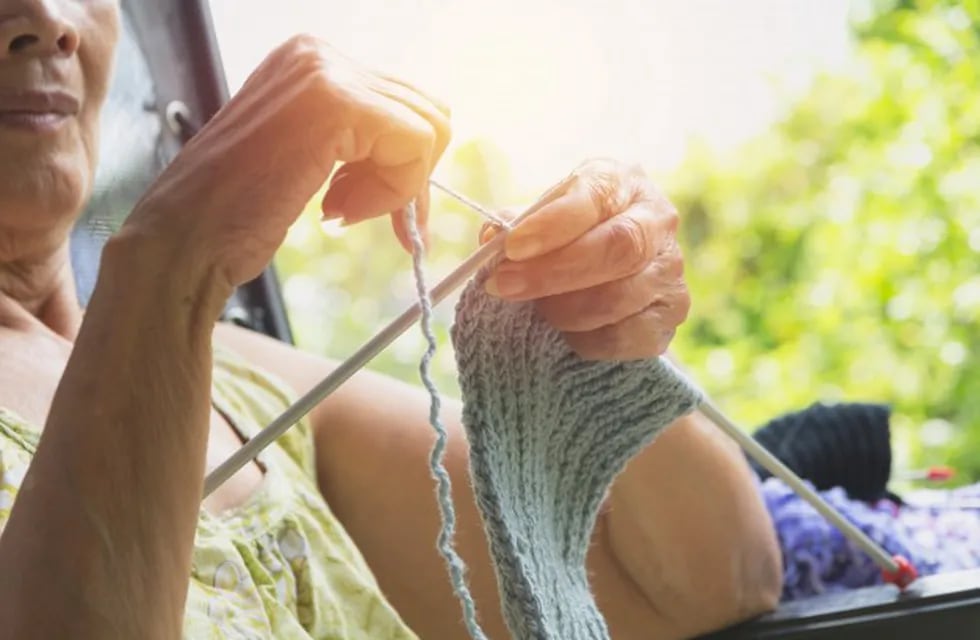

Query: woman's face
[[0, 0, 119, 256]]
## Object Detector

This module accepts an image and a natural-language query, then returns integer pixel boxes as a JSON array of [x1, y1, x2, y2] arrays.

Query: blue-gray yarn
[[407, 201, 703, 640], [451, 263, 703, 640], [405, 203, 490, 640]]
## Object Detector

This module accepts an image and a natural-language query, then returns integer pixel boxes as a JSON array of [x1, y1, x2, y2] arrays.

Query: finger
[[534, 256, 688, 332], [501, 177, 607, 261], [379, 73, 452, 118], [374, 76, 452, 171], [322, 158, 427, 223], [322, 98, 436, 220], [503, 160, 639, 262], [563, 305, 679, 361], [391, 207, 411, 252], [486, 202, 673, 300]]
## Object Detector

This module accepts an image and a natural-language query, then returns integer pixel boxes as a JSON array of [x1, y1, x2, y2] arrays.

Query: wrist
[[95, 228, 233, 339]]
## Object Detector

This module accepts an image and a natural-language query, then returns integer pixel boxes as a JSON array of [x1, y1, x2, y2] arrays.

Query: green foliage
[[275, 0, 980, 479], [670, 0, 980, 478]]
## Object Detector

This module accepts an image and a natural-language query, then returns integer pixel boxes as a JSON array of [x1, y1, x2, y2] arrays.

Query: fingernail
[[322, 179, 353, 220], [485, 271, 526, 297], [479, 224, 499, 245], [506, 235, 542, 261]]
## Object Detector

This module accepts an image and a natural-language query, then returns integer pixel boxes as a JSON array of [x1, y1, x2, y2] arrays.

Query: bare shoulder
[[211, 321, 438, 430], [212, 322, 332, 396]]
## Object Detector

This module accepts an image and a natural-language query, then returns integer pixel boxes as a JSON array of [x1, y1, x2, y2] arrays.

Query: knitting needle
[[203, 175, 575, 497], [698, 399, 917, 586], [435, 186, 919, 588], [429, 178, 513, 229], [903, 499, 980, 510], [893, 465, 956, 482]]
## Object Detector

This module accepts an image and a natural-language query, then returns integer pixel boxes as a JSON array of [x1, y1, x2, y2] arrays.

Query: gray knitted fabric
[[451, 265, 703, 640]]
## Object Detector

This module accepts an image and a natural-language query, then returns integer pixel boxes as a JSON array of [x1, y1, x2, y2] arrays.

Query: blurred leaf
[[275, 0, 980, 481]]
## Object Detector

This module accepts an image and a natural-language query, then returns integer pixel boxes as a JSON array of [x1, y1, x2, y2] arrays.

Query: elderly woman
[[0, 1, 782, 638]]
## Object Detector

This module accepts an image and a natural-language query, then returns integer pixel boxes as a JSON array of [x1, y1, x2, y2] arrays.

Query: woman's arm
[[216, 323, 782, 640], [0, 35, 449, 639], [601, 409, 783, 638], [0, 238, 227, 639]]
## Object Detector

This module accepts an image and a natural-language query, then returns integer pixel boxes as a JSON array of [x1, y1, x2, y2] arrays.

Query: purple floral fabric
[[760, 478, 980, 601]]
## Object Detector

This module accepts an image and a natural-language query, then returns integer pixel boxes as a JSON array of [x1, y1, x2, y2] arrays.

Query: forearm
[[0, 236, 226, 639], [601, 410, 783, 637]]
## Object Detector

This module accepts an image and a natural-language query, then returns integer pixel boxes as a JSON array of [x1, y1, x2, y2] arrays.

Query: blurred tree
[[275, 0, 980, 479], [669, 0, 980, 478]]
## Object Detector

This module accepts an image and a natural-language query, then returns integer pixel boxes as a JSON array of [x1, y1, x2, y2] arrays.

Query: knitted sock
[[451, 264, 702, 640]]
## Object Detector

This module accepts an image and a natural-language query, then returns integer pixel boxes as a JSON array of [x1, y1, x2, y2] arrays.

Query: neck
[[0, 241, 81, 340]]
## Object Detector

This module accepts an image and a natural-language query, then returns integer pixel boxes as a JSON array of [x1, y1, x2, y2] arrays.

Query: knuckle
[[607, 216, 652, 274], [676, 288, 692, 323], [579, 158, 653, 215], [587, 175, 624, 220], [280, 35, 332, 80], [410, 121, 437, 154], [661, 203, 681, 231], [285, 33, 323, 53], [650, 187, 681, 224], [570, 158, 627, 219], [661, 247, 685, 278], [434, 113, 452, 143]]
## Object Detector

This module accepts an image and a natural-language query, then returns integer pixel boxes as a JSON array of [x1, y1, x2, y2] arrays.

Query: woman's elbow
[[698, 528, 784, 633], [736, 539, 784, 621], [666, 526, 783, 638]]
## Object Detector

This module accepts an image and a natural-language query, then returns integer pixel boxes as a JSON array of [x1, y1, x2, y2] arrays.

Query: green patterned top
[[0, 347, 418, 639]]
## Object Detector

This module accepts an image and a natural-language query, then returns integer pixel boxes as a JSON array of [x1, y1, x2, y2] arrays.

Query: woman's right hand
[[117, 34, 450, 304]]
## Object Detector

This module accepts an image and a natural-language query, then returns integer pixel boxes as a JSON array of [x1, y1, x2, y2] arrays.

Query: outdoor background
[[208, 0, 980, 481]]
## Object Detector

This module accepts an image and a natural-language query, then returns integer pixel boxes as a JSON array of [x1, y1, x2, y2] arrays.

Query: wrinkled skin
[[0, 4, 779, 640], [0, 0, 117, 319], [0, 1, 688, 359], [122, 37, 689, 360]]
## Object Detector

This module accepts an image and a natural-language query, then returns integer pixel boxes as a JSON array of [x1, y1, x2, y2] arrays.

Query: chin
[[0, 165, 91, 260], [0, 152, 91, 247]]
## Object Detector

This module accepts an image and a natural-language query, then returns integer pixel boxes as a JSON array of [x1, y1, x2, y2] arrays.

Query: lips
[[0, 89, 80, 132]]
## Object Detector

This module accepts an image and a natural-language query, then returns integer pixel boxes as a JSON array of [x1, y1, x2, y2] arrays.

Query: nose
[[0, 1, 80, 59]]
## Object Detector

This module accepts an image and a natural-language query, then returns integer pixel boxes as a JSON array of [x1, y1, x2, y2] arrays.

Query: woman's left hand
[[482, 158, 689, 361]]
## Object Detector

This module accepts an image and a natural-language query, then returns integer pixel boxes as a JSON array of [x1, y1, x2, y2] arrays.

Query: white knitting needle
[[697, 399, 900, 573], [429, 178, 513, 229], [203, 175, 575, 497], [436, 184, 917, 586]]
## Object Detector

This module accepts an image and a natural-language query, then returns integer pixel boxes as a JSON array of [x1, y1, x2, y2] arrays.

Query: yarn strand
[[404, 202, 489, 640]]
